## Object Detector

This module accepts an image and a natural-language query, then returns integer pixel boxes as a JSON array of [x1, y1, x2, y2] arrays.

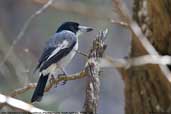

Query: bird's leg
[[49, 74, 55, 85], [74, 49, 88, 58], [57, 67, 67, 85]]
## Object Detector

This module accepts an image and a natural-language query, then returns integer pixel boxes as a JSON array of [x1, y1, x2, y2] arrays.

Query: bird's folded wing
[[36, 39, 76, 72]]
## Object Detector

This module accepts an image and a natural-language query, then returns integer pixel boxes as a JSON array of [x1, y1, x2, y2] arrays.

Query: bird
[[31, 21, 93, 103]]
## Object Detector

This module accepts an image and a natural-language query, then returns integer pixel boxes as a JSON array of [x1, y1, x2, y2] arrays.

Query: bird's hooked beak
[[78, 25, 94, 32]]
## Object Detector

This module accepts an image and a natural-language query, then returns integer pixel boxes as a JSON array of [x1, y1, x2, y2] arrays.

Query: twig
[[74, 50, 88, 58], [0, 93, 46, 112], [10, 71, 86, 98], [2, 71, 86, 111], [1, 71, 86, 112], [10, 83, 37, 97], [99, 55, 171, 69], [111, 19, 128, 27], [45, 70, 86, 92], [0, 0, 55, 68]]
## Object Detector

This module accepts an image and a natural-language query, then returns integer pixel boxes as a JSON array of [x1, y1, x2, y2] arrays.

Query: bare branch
[[9, 71, 86, 98], [83, 29, 108, 114], [1, 71, 86, 112], [100, 55, 171, 69], [111, 19, 128, 27], [10, 83, 37, 97], [45, 71, 86, 92], [0, 71, 86, 110], [0, 93, 46, 112]]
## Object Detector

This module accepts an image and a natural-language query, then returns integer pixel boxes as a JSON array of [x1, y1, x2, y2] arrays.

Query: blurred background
[[0, 0, 133, 113]]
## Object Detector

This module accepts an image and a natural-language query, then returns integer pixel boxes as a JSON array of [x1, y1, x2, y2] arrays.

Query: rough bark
[[122, 0, 171, 114], [83, 30, 107, 114]]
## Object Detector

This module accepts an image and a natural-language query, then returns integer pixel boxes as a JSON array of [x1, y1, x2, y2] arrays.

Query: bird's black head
[[56, 22, 79, 34], [56, 21, 94, 34]]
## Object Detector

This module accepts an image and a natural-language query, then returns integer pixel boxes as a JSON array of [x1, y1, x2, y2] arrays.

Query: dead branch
[[100, 55, 171, 69], [111, 19, 128, 27], [83, 30, 108, 114], [10, 70, 86, 97], [0, 93, 46, 112], [0, 71, 86, 111]]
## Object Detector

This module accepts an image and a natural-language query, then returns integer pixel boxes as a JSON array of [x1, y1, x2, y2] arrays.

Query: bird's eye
[[70, 26, 75, 31]]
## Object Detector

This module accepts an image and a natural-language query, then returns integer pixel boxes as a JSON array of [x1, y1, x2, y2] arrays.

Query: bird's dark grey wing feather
[[34, 47, 56, 71], [35, 31, 77, 72], [39, 41, 76, 71]]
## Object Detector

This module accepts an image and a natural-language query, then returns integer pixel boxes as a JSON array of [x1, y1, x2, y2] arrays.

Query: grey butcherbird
[[31, 21, 93, 103]]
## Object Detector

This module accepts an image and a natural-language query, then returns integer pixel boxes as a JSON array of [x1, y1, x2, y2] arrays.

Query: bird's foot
[[49, 75, 56, 86], [58, 73, 67, 85]]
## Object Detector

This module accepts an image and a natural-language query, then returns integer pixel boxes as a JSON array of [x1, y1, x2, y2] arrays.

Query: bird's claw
[[49, 75, 55, 85], [58, 73, 67, 85]]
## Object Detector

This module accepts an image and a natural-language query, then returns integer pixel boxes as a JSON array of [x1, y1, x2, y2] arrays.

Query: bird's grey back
[[46, 30, 77, 48]]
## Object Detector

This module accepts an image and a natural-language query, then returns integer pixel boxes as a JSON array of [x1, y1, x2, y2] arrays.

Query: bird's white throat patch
[[76, 31, 83, 37]]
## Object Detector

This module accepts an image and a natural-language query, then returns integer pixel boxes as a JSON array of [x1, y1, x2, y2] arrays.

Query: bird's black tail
[[31, 74, 49, 103]]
